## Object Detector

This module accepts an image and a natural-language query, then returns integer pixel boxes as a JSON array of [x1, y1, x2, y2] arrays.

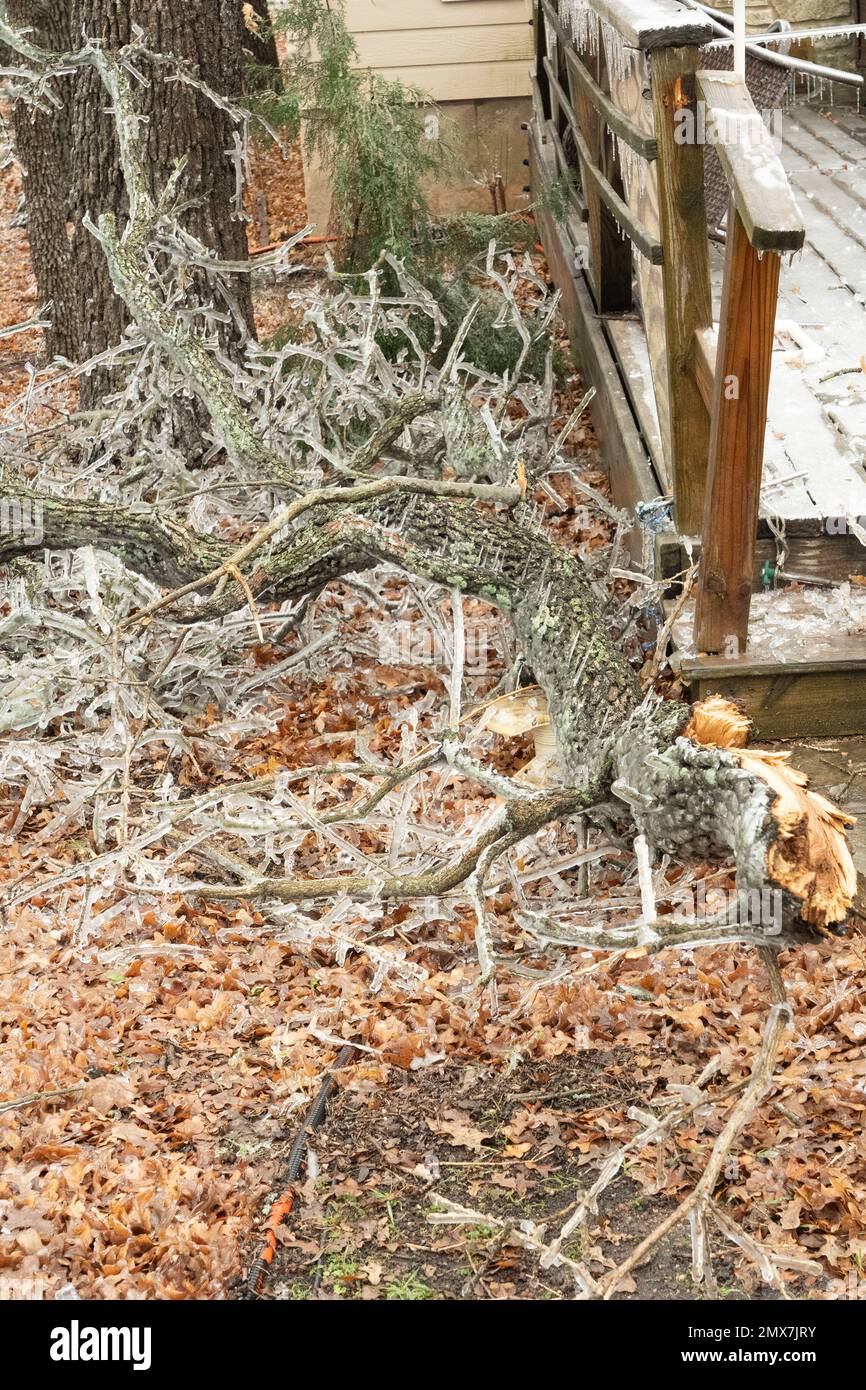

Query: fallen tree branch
[[184, 784, 597, 907], [124, 473, 521, 626], [0, 1082, 87, 1114], [602, 947, 793, 1298]]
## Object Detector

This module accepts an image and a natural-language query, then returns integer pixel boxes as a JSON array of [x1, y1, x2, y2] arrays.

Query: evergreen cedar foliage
[[265, 0, 446, 267]]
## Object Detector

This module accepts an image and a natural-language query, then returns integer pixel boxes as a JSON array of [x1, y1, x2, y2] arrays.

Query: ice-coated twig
[[602, 948, 793, 1298], [634, 833, 655, 922], [427, 1194, 601, 1298], [448, 589, 465, 732]]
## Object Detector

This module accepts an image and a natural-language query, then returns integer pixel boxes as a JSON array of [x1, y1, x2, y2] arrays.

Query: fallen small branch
[[427, 1194, 602, 1298], [601, 947, 793, 1298], [0, 1082, 86, 1114]]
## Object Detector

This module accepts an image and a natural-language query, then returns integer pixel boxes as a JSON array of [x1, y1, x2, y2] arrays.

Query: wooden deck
[[531, 104, 866, 734], [528, 0, 866, 736], [672, 104, 866, 736], [604, 104, 866, 541]]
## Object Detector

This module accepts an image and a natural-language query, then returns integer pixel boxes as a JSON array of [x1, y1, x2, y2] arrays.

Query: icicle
[[705, 21, 866, 49], [610, 133, 646, 207], [614, 132, 629, 201], [600, 16, 634, 84], [563, 0, 599, 57]]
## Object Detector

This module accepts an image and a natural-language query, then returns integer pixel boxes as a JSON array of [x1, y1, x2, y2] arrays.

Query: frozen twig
[[602, 946, 793, 1298], [428, 1194, 601, 1298]]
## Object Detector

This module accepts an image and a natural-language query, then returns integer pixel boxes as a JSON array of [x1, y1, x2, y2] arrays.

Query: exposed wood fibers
[[687, 696, 856, 927]]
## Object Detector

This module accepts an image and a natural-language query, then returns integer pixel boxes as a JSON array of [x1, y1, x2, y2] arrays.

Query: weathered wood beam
[[694, 207, 782, 655], [590, 0, 713, 51], [564, 44, 658, 160], [652, 45, 713, 535], [548, 122, 589, 221], [695, 70, 806, 253], [530, 126, 659, 549], [543, 57, 663, 266], [539, 0, 658, 159], [566, 44, 633, 313]]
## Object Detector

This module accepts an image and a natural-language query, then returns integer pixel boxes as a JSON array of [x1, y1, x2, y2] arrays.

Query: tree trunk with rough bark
[[4, 2, 77, 360], [6, 0, 254, 409]]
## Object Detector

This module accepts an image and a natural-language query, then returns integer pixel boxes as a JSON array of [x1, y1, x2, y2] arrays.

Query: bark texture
[[6, 0, 254, 403], [4, 2, 77, 359]]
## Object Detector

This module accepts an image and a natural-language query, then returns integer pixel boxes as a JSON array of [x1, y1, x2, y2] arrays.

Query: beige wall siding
[[343, 0, 533, 101]]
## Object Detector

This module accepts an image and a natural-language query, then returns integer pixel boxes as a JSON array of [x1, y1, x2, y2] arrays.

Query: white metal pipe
[[709, 22, 866, 48]]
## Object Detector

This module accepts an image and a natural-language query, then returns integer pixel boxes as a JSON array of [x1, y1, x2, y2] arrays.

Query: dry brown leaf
[[425, 1109, 492, 1151], [471, 685, 550, 736], [83, 1075, 134, 1115]]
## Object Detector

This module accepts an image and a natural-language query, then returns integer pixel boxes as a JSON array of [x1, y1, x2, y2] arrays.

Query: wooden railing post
[[691, 69, 805, 656], [651, 45, 713, 537], [693, 207, 781, 655]]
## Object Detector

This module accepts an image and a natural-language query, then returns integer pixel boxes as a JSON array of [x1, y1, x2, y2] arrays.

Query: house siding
[[343, 0, 533, 101]]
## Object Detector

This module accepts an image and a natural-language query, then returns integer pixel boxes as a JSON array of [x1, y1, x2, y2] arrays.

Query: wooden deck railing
[[530, 0, 806, 658], [691, 71, 805, 654], [533, 0, 716, 530]]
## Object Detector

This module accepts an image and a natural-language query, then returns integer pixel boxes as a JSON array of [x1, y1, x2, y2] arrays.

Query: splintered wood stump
[[694, 207, 781, 656]]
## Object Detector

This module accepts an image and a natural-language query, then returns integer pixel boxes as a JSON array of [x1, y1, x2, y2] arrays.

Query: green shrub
[[263, 0, 448, 266]]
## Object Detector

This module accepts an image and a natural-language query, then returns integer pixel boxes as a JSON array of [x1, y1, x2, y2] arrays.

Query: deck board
[[604, 316, 668, 484], [672, 594, 866, 738], [704, 104, 866, 532]]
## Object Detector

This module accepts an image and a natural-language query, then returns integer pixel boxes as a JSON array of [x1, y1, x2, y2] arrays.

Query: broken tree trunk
[[0, 20, 856, 947], [0, 481, 854, 940]]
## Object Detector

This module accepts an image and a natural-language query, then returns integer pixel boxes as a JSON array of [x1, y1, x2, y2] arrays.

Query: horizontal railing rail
[[588, 0, 713, 52], [540, 0, 658, 160], [542, 55, 663, 263], [695, 70, 806, 253]]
